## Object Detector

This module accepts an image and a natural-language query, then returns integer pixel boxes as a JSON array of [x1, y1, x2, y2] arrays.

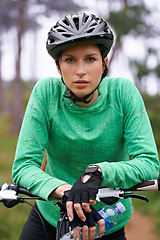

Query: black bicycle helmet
[[46, 13, 114, 59]]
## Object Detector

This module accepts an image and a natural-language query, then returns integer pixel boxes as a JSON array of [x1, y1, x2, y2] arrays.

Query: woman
[[12, 13, 159, 240]]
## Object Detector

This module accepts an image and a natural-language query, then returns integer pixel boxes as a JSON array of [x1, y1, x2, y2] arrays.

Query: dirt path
[[125, 209, 160, 240]]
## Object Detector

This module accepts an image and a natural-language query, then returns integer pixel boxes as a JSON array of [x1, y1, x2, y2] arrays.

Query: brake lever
[[120, 192, 149, 202]]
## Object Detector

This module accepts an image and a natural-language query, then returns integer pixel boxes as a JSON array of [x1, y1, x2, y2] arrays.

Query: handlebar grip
[[0, 184, 43, 200], [122, 179, 159, 191]]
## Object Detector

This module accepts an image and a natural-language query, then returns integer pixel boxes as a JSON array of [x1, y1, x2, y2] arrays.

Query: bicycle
[[0, 177, 160, 240]]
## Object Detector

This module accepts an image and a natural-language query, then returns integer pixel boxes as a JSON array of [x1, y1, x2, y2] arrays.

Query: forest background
[[0, 0, 160, 239]]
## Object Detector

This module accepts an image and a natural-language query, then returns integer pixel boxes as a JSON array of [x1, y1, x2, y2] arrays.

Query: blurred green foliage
[[142, 93, 160, 152], [0, 114, 31, 240], [130, 93, 160, 236]]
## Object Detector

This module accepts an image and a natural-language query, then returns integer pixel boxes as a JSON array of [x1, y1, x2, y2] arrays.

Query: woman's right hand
[[62, 190, 105, 240]]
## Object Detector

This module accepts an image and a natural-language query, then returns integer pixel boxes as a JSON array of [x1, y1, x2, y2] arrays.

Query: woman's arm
[[95, 79, 159, 189], [12, 79, 67, 201]]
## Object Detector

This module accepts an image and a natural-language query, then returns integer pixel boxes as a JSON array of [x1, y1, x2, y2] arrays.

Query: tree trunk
[[30, 31, 38, 90], [0, 0, 8, 114], [12, 0, 26, 134]]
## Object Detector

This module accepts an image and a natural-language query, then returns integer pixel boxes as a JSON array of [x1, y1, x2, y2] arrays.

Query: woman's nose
[[76, 61, 86, 76]]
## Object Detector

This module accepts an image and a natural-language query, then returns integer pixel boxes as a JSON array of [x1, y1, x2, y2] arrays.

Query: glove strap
[[83, 166, 99, 175]]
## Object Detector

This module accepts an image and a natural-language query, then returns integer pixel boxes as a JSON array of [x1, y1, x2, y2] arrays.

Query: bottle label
[[114, 202, 126, 214], [98, 209, 108, 219], [98, 209, 115, 232]]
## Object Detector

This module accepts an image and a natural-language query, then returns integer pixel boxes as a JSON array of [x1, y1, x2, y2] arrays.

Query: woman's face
[[56, 44, 107, 106]]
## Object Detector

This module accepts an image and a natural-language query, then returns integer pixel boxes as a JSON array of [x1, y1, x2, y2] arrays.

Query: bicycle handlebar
[[0, 177, 160, 240], [0, 176, 160, 207]]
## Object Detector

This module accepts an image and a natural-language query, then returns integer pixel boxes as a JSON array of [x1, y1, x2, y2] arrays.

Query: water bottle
[[95, 202, 126, 238]]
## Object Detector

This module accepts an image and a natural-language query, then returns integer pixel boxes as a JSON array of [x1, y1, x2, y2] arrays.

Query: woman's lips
[[74, 80, 89, 88]]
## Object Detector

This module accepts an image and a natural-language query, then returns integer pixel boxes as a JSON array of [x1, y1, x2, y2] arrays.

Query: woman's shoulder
[[29, 77, 62, 106], [34, 77, 61, 89], [32, 77, 62, 96], [103, 77, 135, 88], [100, 77, 141, 110], [101, 77, 138, 96]]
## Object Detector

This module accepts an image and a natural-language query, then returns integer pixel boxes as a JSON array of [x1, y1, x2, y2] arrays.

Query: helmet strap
[[63, 87, 95, 104]]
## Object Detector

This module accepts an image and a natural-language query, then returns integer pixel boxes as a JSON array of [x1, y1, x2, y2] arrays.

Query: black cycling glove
[[67, 166, 102, 204], [62, 192, 103, 228], [72, 205, 103, 228]]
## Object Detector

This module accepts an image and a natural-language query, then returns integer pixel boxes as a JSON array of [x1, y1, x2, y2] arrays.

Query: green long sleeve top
[[12, 77, 159, 235]]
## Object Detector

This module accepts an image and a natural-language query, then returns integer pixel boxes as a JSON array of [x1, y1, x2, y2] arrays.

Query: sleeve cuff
[[39, 178, 67, 201]]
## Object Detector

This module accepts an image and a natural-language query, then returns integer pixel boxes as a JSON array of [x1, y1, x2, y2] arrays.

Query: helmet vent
[[54, 23, 59, 29], [83, 14, 89, 23], [73, 17, 79, 30], [62, 34, 72, 38], [57, 29, 66, 33], [87, 28, 94, 33], [63, 18, 70, 26], [90, 22, 97, 27]]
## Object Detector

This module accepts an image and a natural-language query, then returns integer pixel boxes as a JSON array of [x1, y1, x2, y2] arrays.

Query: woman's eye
[[65, 58, 75, 62], [86, 57, 96, 61]]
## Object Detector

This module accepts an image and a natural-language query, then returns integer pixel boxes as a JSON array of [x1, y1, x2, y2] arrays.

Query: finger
[[74, 203, 86, 222], [72, 210, 81, 228], [82, 202, 91, 213], [89, 226, 96, 240], [89, 192, 96, 201], [97, 219, 105, 238], [66, 201, 74, 221], [91, 206, 103, 223], [89, 199, 96, 206], [73, 226, 80, 240], [82, 225, 89, 240]]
